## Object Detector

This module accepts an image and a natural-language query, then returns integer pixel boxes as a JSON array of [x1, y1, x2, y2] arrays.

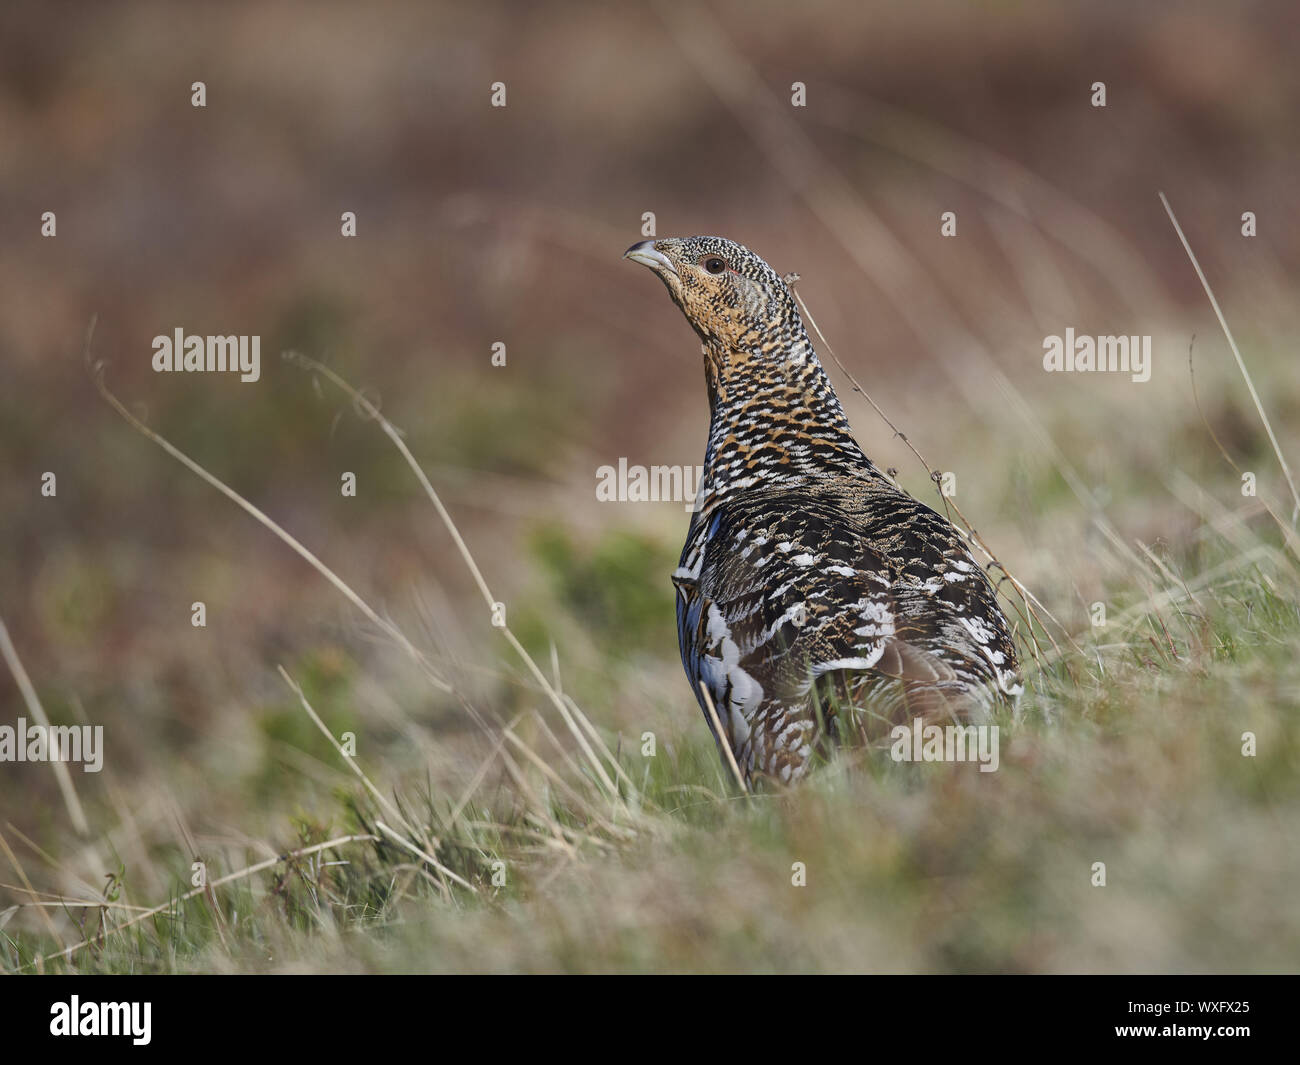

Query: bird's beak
[[624, 240, 678, 276]]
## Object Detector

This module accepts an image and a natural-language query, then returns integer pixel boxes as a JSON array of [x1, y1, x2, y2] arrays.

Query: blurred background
[[2, 0, 1298, 971]]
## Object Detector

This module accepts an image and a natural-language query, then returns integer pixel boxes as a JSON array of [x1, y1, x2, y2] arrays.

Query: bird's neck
[[695, 337, 878, 513]]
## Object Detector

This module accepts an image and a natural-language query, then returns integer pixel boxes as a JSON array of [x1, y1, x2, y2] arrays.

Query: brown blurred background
[[2, 0, 1298, 843]]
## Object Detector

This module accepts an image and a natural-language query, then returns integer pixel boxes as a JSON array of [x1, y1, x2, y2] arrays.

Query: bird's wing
[[843, 485, 1023, 705], [678, 489, 975, 739]]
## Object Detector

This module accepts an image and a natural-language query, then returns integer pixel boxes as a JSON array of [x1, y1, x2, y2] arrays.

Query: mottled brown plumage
[[626, 235, 1022, 786]]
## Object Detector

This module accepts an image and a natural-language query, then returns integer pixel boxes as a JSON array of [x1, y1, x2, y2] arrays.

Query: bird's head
[[624, 236, 798, 356]]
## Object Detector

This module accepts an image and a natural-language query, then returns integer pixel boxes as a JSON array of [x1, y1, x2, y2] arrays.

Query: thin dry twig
[[277, 666, 423, 840], [373, 822, 476, 896], [0, 617, 90, 837], [0, 831, 64, 947], [86, 322, 453, 696], [282, 351, 632, 808], [1185, 334, 1300, 562], [699, 682, 748, 795], [790, 286, 1078, 666], [1160, 192, 1300, 523]]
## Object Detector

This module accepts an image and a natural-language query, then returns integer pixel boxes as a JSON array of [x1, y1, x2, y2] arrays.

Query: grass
[[5, 550, 1297, 972], [3, 297, 1297, 971]]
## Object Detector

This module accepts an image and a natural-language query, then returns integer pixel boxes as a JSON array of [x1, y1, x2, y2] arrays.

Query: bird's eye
[[701, 257, 727, 275]]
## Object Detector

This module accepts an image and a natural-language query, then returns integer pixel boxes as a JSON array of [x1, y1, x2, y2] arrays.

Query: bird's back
[[676, 471, 1021, 784]]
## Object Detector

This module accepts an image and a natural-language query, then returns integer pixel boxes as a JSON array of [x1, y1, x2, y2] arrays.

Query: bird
[[625, 235, 1023, 786]]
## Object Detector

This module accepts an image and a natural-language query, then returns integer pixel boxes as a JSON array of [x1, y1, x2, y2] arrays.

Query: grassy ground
[[4, 329, 1298, 974]]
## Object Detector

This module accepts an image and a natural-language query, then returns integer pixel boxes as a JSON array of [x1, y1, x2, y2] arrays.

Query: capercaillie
[[626, 235, 1022, 786]]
